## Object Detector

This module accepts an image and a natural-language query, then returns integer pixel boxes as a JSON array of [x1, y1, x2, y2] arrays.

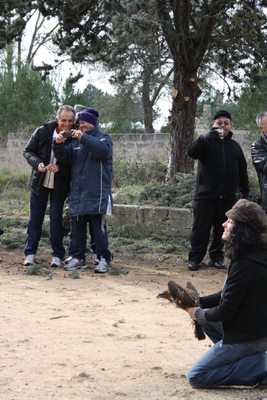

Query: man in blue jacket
[[186, 110, 249, 271], [53, 108, 113, 273]]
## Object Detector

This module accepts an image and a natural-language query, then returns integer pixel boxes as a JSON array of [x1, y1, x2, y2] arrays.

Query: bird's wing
[[167, 280, 199, 309], [185, 281, 200, 305]]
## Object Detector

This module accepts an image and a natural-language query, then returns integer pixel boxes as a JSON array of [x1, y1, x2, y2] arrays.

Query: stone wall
[[108, 204, 193, 238], [7, 132, 170, 161], [7, 129, 251, 161]]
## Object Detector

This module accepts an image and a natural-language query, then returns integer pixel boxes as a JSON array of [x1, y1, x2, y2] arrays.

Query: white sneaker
[[63, 258, 88, 271], [65, 256, 73, 264], [94, 258, 110, 273], [23, 254, 36, 266], [50, 257, 62, 267]]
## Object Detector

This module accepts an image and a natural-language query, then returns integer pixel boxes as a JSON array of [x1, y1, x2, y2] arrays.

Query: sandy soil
[[0, 244, 266, 400]]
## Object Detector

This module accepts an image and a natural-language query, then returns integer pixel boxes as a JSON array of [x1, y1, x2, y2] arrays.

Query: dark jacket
[[23, 121, 71, 201], [199, 250, 267, 344], [251, 133, 267, 211], [187, 132, 249, 201], [53, 125, 113, 216]]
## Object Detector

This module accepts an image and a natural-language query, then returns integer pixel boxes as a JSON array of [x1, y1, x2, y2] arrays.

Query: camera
[[218, 128, 224, 139], [63, 130, 73, 138]]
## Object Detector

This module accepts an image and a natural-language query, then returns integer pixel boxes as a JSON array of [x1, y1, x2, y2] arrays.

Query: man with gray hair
[[251, 110, 267, 212], [23, 105, 75, 267]]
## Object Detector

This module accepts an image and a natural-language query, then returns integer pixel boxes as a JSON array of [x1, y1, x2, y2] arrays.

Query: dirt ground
[[0, 244, 266, 400]]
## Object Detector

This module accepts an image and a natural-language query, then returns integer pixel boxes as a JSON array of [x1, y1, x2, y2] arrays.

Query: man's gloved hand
[[204, 127, 219, 142]]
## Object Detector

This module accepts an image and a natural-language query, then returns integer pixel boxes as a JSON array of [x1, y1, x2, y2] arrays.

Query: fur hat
[[76, 108, 99, 126], [226, 199, 267, 233], [213, 109, 232, 121]]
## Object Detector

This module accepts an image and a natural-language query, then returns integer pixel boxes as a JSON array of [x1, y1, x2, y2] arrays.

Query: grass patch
[[26, 264, 47, 275]]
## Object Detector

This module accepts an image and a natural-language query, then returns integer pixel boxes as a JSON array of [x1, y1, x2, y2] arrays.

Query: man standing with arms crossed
[[251, 110, 267, 212]]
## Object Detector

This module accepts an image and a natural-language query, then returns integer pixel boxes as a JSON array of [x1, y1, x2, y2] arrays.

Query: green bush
[[113, 157, 167, 187]]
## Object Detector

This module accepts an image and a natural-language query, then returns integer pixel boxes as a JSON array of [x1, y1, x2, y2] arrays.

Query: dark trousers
[[24, 188, 65, 258], [70, 214, 112, 262], [67, 222, 95, 256], [189, 198, 234, 264]]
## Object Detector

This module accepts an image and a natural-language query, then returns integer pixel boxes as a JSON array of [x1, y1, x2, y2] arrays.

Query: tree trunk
[[165, 68, 201, 183], [142, 70, 155, 133]]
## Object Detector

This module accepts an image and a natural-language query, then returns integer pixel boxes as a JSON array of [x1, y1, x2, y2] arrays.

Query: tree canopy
[[0, 45, 57, 141], [2, 1, 267, 181]]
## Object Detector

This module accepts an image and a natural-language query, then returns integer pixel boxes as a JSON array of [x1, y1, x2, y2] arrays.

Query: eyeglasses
[[215, 121, 231, 126]]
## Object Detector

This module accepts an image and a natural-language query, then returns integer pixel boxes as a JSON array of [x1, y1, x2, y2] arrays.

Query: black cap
[[213, 109, 231, 121]]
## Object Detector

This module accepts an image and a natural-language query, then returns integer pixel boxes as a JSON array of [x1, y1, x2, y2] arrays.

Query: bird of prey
[[157, 280, 206, 341]]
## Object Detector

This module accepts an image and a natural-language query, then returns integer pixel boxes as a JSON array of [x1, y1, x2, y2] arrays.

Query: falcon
[[157, 280, 206, 340]]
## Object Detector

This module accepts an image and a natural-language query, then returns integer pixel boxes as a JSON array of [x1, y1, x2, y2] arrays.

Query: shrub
[[113, 156, 166, 187]]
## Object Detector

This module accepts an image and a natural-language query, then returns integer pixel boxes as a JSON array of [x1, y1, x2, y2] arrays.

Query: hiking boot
[[94, 258, 110, 273], [23, 254, 36, 266], [214, 261, 226, 269], [63, 258, 88, 271], [188, 261, 199, 271], [50, 257, 62, 267]]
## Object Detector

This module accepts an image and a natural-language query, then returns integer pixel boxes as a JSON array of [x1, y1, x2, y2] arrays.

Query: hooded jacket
[[251, 133, 267, 211], [53, 125, 113, 217], [197, 250, 267, 344], [23, 121, 71, 201], [187, 132, 249, 201]]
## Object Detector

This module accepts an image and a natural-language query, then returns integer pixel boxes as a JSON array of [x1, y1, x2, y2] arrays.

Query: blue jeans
[[187, 321, 267, 388], [24, 188, 65, 259]]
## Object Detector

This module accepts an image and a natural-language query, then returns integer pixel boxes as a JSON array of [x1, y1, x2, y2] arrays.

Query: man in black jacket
[[251, 110, 267, 212], [23, 105, 75, 267], [186, 110, 249, 271]]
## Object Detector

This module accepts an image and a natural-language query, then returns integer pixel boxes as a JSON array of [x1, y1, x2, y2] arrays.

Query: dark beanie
[[213, 109, 232, 121], [226, 199, 267, 233], [76, 108, 99, 126]]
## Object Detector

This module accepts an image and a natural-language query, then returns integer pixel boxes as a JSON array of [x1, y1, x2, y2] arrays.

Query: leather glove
[[204, 127, 219, 142]]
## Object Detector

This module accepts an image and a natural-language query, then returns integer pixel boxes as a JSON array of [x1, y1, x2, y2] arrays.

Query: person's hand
[[72, 129, 84, 140], [186, 307, 198, 320], [38, 162, 47, 173], [55, 132, 66, 144], [46, 164, 59, 174], [204, 127, 219, 142]]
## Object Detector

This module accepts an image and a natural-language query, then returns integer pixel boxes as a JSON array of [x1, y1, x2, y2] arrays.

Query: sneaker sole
[[94, 267, 110, 273], [64, 265, 88, 271]]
